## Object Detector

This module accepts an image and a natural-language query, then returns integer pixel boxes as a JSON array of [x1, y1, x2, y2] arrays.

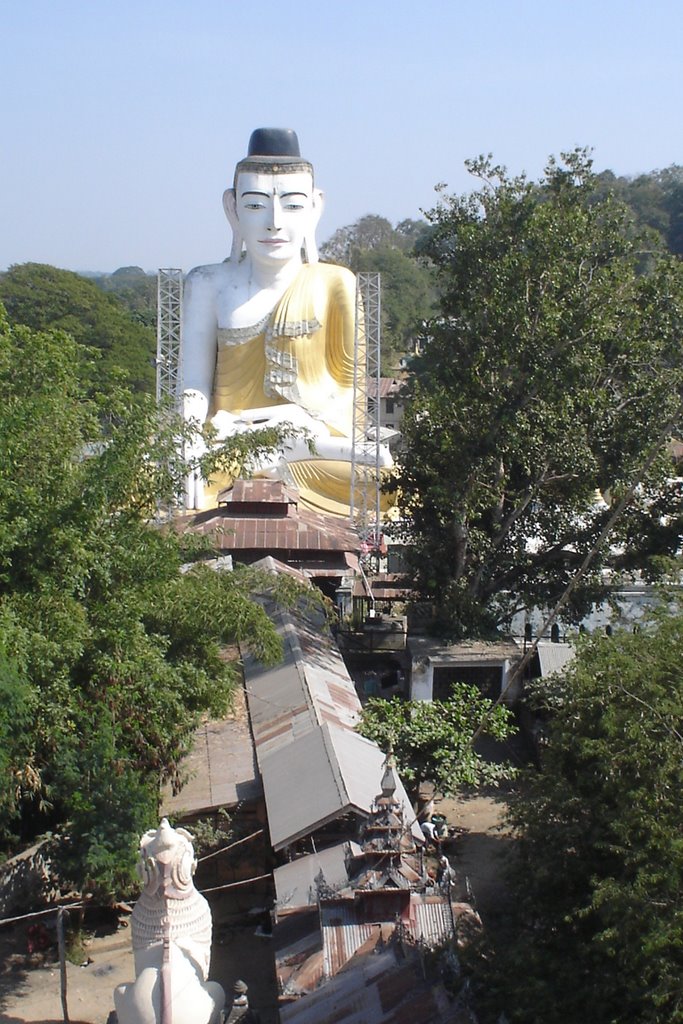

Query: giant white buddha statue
[[182, 127, 391, 517]]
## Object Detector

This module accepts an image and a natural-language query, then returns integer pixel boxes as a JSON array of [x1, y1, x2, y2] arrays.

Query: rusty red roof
[[220, 478, 300, 505], [277, 914, 475, 1022], [367, 377, 406, 400], [178, 480, 361, 557], [352, 573, 413, 600], [243, 604, 363, 762]]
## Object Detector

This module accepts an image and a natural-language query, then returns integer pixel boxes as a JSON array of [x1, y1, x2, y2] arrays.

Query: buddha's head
[[223, 128, 324, 267]]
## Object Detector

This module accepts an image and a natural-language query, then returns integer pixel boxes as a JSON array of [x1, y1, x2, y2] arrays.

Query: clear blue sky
[[2, 0, 681, 273]]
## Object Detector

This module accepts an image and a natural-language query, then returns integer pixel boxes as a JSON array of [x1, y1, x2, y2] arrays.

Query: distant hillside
[[89, 266, 158, 330], [0, 263, 156, 394]]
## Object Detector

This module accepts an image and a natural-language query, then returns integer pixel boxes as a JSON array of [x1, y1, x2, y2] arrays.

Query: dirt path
[[431, 787, 516, 927], [0, 909, 277, 1024], [0, 925, 132, 1024]]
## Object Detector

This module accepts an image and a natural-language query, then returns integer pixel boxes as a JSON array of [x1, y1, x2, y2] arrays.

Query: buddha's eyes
[[242, 199, 305, 212]]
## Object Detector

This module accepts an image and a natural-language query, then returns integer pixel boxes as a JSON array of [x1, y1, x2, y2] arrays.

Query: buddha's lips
[[260, 238, 288, 244]]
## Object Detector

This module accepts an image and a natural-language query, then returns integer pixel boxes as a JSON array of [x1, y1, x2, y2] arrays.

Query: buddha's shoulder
[[185, 261, 235, 288], [314, 261, 355, 286], [306, 262, 356, 303]]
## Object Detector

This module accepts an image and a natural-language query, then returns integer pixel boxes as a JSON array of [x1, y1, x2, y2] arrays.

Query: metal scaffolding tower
[[155, 269, 184, 519], [156, 269, 183, 407], [350, 272, 382, 544]]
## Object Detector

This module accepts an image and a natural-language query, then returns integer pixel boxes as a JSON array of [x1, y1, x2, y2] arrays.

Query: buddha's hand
[[230, 404, 331, 440], [210, 409, 240, 440]]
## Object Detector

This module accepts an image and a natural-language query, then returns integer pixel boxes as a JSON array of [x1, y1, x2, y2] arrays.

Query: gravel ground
[[435, 788, 516, 926]]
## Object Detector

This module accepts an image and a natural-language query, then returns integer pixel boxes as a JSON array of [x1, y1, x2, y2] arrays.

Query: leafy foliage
[[185, 807, 233, 857], [354, 245, 436, 371], [394, 149, 683, 638], [0, 306, 302, 898], [595, 164, 683, 257], [321, 214, 436, 369], [0, 262, 156, 394], [0, 652, 37, 843], [480, 604, 683, 1023], [358, 688, 515, 793], [90, 266, 158, 328]]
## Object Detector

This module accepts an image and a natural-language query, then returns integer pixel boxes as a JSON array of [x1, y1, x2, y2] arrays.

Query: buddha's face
[[227, 170, 321, 268]]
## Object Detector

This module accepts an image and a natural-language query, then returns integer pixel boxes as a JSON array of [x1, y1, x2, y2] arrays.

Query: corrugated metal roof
[[242, 590, 422, 852], [182, 490, 360, 555], [261, 724, 422, 851], [330, 732, 424, 847], [260, 724, 366, 850], [160, 686, 261, 817], [274, 842, 363, 909], [275, 891, 473, 1012], [321, 902, 376, 976], [319, 893, 454, 974], [536, 641, 576, 677], [274, 908, 323, 996], [279, 943, 471, 1024], [367, 377, 405, 400], [412, 894, 454, 945], [223, 479, 300, 504], [244, 607, 362, 761]]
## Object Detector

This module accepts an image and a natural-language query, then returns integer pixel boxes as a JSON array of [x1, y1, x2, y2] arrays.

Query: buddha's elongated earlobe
[[223, 188, 244, 261], [304, 188, 324, 264], [230, 232, 245, 262], [303, 232, 318, 265]]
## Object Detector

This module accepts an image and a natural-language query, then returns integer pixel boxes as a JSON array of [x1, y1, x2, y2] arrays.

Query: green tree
[[594, 165, 683, 257], [354, 245, 436, 370], [321, 214, 436, 368], [394, 149, 683, 638], [481, 605, 683, 1024], [92, 266, 158, 328], [0, 652, 36, 842], [0, 262, 156, 393], [0, 306, 300, 898], [358, 688, 514, 794], [321, 214, 398, 264]]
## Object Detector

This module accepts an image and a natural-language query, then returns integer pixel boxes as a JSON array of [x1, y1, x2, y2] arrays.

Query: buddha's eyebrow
[[240, 190, 309, 199]]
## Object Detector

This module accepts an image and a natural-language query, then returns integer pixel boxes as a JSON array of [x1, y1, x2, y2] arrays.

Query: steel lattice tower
[[350, 272, 382, 543], [156, 269, 183, 407]]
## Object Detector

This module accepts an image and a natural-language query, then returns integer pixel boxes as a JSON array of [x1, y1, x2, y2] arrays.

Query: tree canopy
[[91, 265, 158, 328], [392, 149, 683, 639], [478, 604, 683, 1023], [595, 164, 683, 257], [321, 214, 436, 369], [0, 305, 302, 898], [358, 688, 514, 794], [0, 262, 156, 394]]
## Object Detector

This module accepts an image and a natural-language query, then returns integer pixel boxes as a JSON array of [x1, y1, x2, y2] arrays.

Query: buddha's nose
[[269, 197, 283, 231]]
